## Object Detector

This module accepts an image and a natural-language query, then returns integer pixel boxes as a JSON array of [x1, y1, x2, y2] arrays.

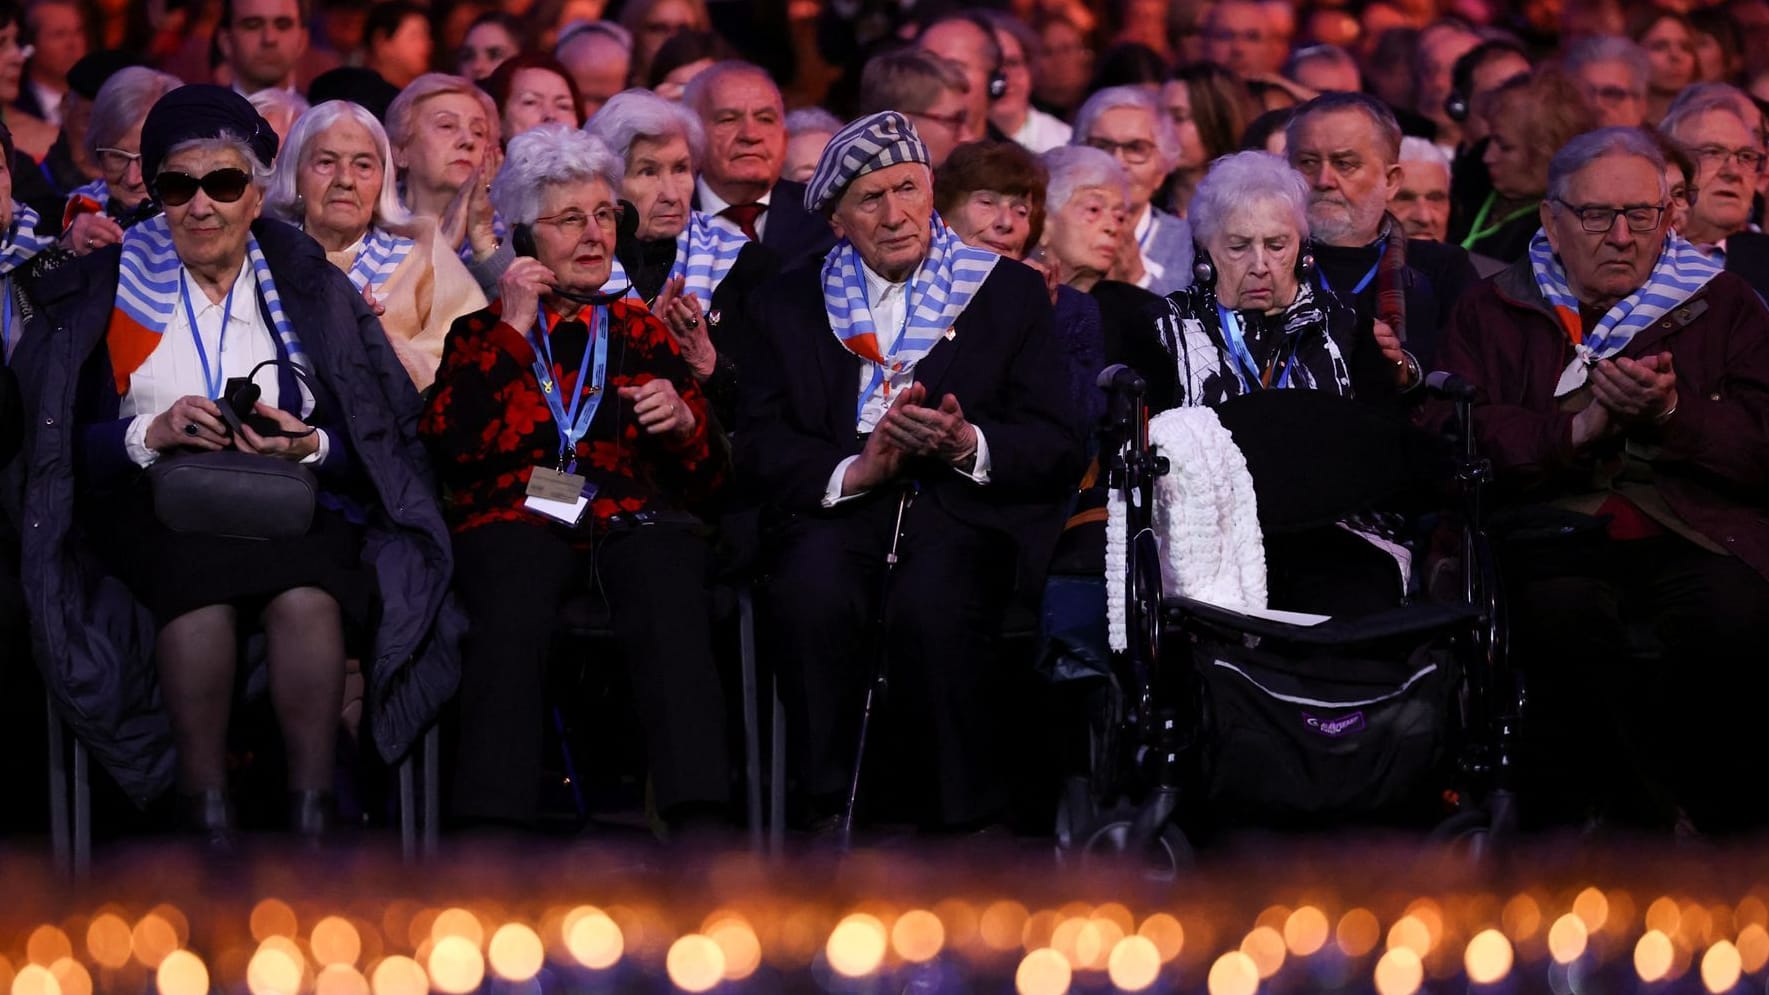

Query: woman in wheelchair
[[1142, 151, 1425, 616]]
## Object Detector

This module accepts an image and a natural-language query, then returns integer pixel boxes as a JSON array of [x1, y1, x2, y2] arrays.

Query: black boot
[[179, 789, 236, 853], [288, 790, 333, 842]]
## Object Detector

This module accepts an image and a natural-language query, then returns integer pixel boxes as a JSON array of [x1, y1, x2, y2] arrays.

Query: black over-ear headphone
[[1191, 243, 1316, 290]]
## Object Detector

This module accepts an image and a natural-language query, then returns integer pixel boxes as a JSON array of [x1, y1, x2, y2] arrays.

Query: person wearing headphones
[[916, 14, 1013, 144]]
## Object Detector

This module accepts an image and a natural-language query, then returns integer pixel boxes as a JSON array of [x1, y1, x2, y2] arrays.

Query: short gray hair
[[1661, 82, 1766, 145], [681, 60, 780, 122], [247, 86, 309, 127], [785, 106, 843, 138], [555, 18, 631, 56], [158, 135, 272, 187], [265, 99, 411, 228], [1189, 150, 1310, 244], [1286, 91, 1402, 165], [86, 67, 182, 161], [385, 72, 499, 151], [1546, 126, 1668, 204], [1070, 85, 1182, 173], [491, 124, 623, 226], [1398, 135, 1451, 169], [1040, 144, 1129, 214], [586, 87, 707, 170], [1564, 35, 1650, 96]]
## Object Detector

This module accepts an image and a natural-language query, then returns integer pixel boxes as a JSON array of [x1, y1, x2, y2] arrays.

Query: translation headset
[[1190, 244, 1317, 290]]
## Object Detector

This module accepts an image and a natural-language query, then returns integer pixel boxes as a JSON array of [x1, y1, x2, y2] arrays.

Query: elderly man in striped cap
[[737, 111, 1083, 834]]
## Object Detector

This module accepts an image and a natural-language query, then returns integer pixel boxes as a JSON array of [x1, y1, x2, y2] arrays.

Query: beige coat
[[326, 215, 486, 391]]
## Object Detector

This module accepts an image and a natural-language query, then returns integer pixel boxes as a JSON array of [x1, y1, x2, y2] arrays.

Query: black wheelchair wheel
[[1071, 808, 1195, 880]]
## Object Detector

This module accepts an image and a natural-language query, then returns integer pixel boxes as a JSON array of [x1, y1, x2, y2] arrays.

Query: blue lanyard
[[180, 270, 240, 400], [0, 278, 12, 365], [1317, 239, 1386, 297], [531, 305, 609, 473], [1217, 303, 1295, 391]]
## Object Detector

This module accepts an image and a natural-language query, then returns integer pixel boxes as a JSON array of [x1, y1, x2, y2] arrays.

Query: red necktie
[[719, 203, 765, 242]]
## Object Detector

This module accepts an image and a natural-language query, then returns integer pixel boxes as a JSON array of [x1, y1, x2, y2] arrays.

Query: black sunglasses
[[153, 168, 253, 207]]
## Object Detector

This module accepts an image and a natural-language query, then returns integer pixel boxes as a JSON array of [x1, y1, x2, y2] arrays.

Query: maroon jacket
[[1439, 258, 1769, 579]]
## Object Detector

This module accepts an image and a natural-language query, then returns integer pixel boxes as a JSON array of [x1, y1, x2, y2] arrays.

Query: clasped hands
[[144, 394, 320, 460], [1571, 351, 1678, 446], [843, 383, 978, 493]]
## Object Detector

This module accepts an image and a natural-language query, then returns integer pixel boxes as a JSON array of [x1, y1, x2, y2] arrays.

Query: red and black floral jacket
[[419, 298, 726, 536]]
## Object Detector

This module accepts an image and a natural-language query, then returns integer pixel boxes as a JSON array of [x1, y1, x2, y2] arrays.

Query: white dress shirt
[[121, 259, 327, 466], [1012, 108, 1073, 154], [26, 79, 64, 128], [697, 177, 774, 241], [821, 259, 991, 506]]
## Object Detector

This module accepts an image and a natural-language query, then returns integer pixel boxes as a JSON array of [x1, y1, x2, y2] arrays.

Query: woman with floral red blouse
[[419, 125, 730, 833]]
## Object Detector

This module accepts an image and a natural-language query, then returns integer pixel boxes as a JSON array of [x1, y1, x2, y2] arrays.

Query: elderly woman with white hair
[[59, 67, 183, 254], [586, 87, 777, 420], [1070, 84, 1194, 296], [267, 99, 486, 389], [1037, 144, 1177, 408], [419, 124, 731, 833]]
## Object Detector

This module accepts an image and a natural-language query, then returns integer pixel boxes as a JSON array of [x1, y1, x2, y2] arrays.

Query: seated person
[[738, 112, 1082, 830], [19, 86, 457, 843], [1439, 127, 1769, 833], [420, 125, 730, 833], [266, 99, 487, 391], [1147, 150, 1414, 615], [1069, 85, 1194, 296]]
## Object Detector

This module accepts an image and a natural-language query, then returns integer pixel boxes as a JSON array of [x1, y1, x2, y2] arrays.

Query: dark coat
[[13, 218, 465, 804], [1312, 237, 1480, 371], [1723, 231, 1769, 301], [737, 256, 1084, 555], [1439, 257, 1769, 581], [715, 178, 838, 271]]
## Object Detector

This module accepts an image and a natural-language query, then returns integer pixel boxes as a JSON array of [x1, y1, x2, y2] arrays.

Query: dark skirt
[[90, 480, 375, 629]]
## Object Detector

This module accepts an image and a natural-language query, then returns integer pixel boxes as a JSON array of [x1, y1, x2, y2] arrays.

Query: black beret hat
[[140, 84, 280, 183]]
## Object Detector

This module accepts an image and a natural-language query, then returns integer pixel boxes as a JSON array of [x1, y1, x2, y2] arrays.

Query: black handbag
[[147, 359, 323, 542]]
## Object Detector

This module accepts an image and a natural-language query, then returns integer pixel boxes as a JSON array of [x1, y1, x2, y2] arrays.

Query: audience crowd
[[3, 0, 1769, 844]]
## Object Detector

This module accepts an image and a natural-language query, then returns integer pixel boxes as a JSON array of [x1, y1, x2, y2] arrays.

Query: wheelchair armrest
[[1162, 596, 1480, 646]]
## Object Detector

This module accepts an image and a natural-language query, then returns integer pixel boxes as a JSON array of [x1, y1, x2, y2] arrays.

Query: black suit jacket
[[737, 257, 1084, 545], [1312, 238, 1480, 371], [1724, 231, 1769, 301], [695, 178, 837, 273]]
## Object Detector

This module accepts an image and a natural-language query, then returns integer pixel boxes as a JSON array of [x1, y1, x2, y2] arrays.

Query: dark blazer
[[14, 218, 464, 803], [737, 256, 1085, 546], [1312, 237, 1480, 371], [693, 178, 838, 271], [1723, 231, 1769, 301]]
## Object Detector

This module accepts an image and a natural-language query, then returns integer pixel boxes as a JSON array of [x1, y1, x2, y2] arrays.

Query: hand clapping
[[1590, 352, 1678, 424], [619, 379, 696, 441]]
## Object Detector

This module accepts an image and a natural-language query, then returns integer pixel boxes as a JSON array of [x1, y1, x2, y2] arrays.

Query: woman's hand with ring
[[144, 395, 229, 452], [62, 212, 123, 257], [618, 378, 697, 441], [233, 402, 320, 461]]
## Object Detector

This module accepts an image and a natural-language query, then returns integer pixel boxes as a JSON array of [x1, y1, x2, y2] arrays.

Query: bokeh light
[[1285, 906, 1330, 957], [84, 915, 132, 971], [1736, 923, 1769, 973], [704, 917, 761, 980], [1206, 951, 1258, 995], [826, 914, 887, 977], [368, 955, 427, 995], [487, 924, 544, 982], [1502, 895, 1541, 941], [1138, 914, 1185, 963], [27, 927, 72, 967], [311, 917, 362, 968], [426, 935, 485, 995], [46, 961, 89, 995], [154, 950, 208, 995], [891, 910, 946, 964], [1548, 914, 1588, 965], [245, 943, 302, 995], [430, 909, 484, 949], [664, 935, 724, 993], [1107, 935, 1162, 991], [1646, 897, 1682, 936], [1015, 948, 1071, 995], [1464, 929, 1513, 984], [1374, 946, 1423, 995], [1387, 916, 1431, 958], [1573, 888, 1609, 932], [1338, 908, 1381, 958], [981, 901, 1030, 953], [250, 900, 298, 943], [131, 914, 179, 970], [315, 964, 369, 995], [1702, 940, 1742, 994], [564, 908, 623, 970], [1241, 925, 1287, 979], [1635, 930, 1674, 982], [11, 964, 58, 995]]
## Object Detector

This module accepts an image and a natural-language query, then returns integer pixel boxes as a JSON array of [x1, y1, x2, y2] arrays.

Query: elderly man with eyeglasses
[[1440, 126, 1769, 835], [1658, 85, 1769, 295]]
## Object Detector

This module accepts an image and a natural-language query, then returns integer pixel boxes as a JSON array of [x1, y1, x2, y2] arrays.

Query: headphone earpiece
[[1444, 91, 1469, 123], [1296, 244, 1315, 279], [511, 222, 536, 258], [1192, 250, 1216, 290], [962, 12, 1009, 102]]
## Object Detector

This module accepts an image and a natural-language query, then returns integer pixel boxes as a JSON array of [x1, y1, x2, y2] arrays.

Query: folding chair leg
[[768, 675, 786, 858], [47, 697, 69, 876], [73, 738, 90, 878], [399, 751, 416, 862], [738, 588, 763, 853], [422, 725, 440, 857]]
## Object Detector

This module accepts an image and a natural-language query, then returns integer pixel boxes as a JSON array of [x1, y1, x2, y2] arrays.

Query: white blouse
[[120, 259, 323, 466]]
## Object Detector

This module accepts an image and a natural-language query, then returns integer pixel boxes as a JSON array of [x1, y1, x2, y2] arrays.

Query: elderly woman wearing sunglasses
[[20, 86, 457, 846], [267, 99, 486, 390]]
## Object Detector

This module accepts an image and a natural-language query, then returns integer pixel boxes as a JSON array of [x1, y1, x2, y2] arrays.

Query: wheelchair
[[1051, 369, 1521, 874]]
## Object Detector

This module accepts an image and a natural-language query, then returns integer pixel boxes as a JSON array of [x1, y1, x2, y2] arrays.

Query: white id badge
[[524, 467, 591, 525]]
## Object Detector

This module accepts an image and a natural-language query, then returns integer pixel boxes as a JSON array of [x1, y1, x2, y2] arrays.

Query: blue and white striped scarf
[[346, 225, 415, 293], [820, 215, 999, 423], [605, 211, 751, 303], [112, 214, 311, 383], [1529, 228, 1723, 394], [0, 202, 54, 276], [67, 176, 110, 208]]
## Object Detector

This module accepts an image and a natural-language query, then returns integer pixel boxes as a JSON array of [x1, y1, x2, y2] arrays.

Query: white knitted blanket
[[1107, 407, 1267, 650]]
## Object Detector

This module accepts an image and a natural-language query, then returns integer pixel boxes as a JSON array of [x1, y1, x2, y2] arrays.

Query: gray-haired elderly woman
[[1150, 150, 1400, 410], [418, 124, 731, 834], [22, 85, 458, 845], [586, 87, 777, 414], [1070, 84, 1194, 295], [267, 99, 486, 389], [60, 67, 183, 254]]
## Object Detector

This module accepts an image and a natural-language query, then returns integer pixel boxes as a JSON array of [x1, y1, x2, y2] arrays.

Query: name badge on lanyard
[[523, 306, 609, 525]]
